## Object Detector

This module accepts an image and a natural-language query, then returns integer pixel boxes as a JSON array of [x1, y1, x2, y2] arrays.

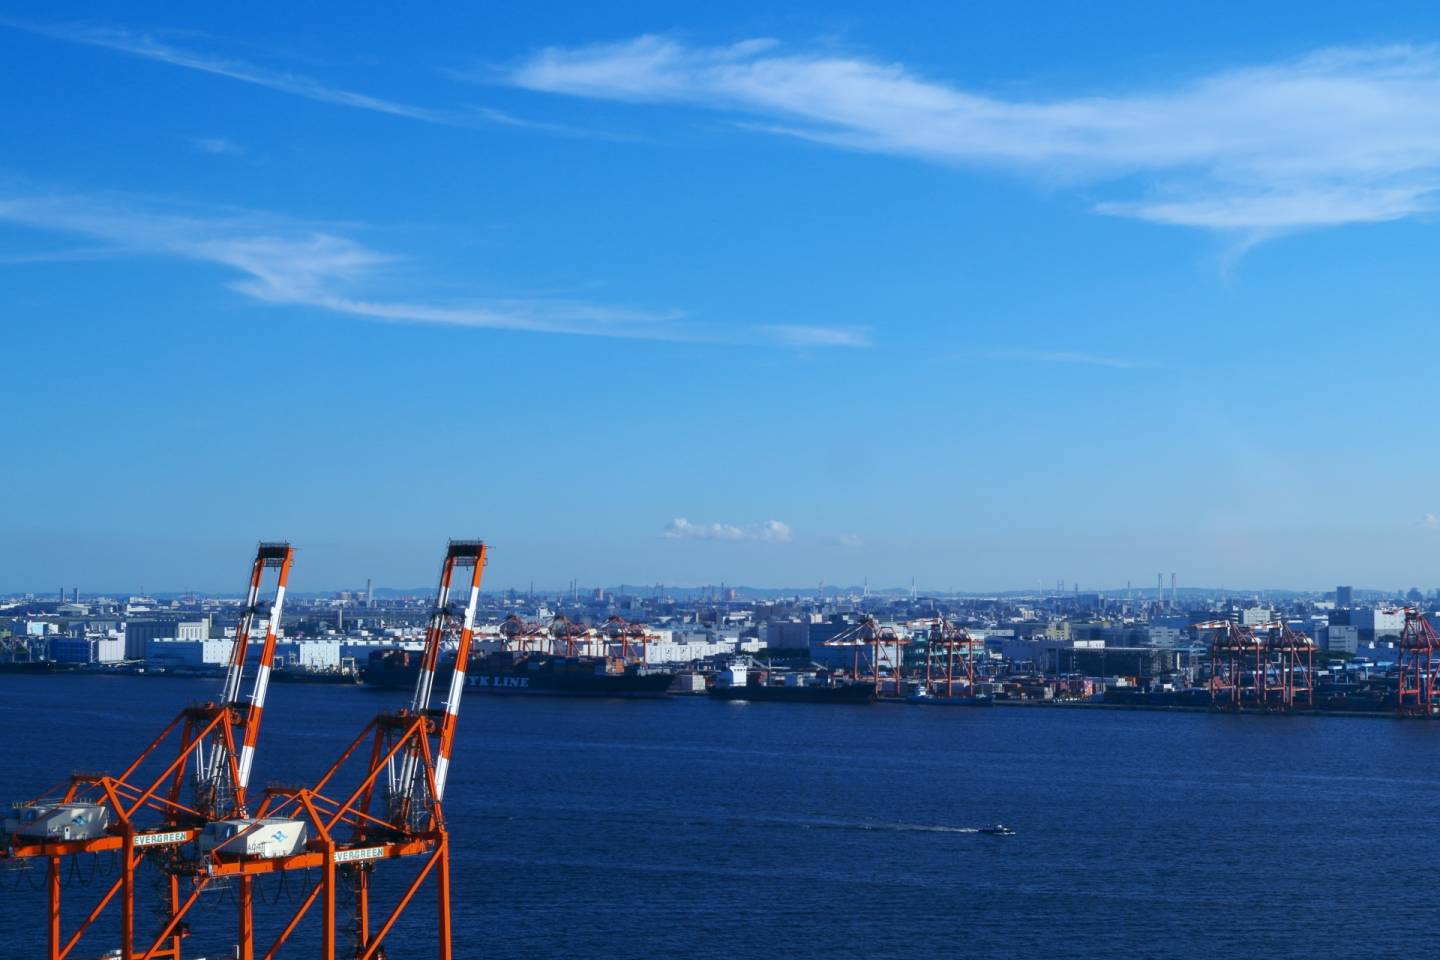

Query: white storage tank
[[199, 818, 308, 859], [5, 803, 111, 841]]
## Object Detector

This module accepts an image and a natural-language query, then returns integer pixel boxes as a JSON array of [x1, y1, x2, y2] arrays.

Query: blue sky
[[5, 1, 1440, 593]]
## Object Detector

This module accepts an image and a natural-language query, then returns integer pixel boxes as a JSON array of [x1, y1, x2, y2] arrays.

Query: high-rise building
[[1336, 585, 1353, 608]]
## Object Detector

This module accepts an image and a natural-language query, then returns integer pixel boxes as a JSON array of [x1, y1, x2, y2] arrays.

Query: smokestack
[[1157, 573, 1164, 605], [1170, 573, 1177, 606]]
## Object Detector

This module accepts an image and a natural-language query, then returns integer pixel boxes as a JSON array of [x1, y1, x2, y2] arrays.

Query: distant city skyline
[[7, 3, 1440, 591]]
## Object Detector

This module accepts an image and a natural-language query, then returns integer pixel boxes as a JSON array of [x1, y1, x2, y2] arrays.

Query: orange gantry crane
[[135, 539, 489, 960], [601, 615, 657, 662], [1202, 618, 1315, 713], [1200, 619, 1264, 711], [922, 617, 981, 697], [1265, 621, 1316, 711], [2, 541, 295, 960], [549, 613, 591, 657], [822, 616, 908, 696], [1397, 608, 1440, 717], [498, 612, 549, 653]]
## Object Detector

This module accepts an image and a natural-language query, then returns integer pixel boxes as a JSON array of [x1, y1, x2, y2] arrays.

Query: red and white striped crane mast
[[145, 540, 488, 960], [2, 541, 295, 960]]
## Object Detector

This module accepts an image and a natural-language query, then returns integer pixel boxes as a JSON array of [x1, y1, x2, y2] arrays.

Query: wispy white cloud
[[765, 323, 870, 347], [508, 37, 1440, 232], [834, 533, 864, 547], [991, 349, 1141, 369], [0, 185, 863, 346], [664, 518, 793, 542], [6, 20, 469, 125], [1422, 513, 1439, 529], [7, 19, 612, 138], [190, 136, 244, 156]]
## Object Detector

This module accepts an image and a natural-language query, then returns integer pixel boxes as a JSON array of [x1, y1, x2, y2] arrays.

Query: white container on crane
[[5, 802, 111, 841], [198, 818, 308, 859]]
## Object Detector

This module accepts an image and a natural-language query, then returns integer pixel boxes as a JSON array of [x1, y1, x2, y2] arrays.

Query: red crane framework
[[601, 615, 658, 662], [129, 539, 489, 960], [1266, 621, 1315, 711], [1202, 618, 1315, 712], [548, 614, 592, 657], [921, 617, 981, 697], [2, 542, 295, 960], [1397, 608, 1440, 717], [498, 612, 549, 653], [822, 616, 908, 696], [1201, 619, 1265, 711]]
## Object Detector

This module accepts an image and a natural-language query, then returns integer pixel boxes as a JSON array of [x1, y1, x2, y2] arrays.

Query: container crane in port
[[1397, 608, 1440, 717], [1264, 620, 1316, 711], [921, 617, 982, 698], [498, 612, 549, 654], [821, 616, 908, 696], [2, 542, 295, 960], [548, 613, 591, 657], [1198, 619, 1265, 711], [134, 539, 489, 960], [601, 615, 658, 662]]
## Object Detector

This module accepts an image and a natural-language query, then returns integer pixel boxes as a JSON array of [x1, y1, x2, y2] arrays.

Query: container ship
[[706, 664, 876, 705], [361, 648, 672, 699]]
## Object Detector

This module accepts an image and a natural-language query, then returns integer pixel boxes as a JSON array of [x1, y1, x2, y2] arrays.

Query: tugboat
[[979, 824, 1016, 837], [906, 685, 992, 707]]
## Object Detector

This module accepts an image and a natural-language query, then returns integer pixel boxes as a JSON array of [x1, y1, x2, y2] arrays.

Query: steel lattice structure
[[130, 539, 489, 960], [1397, 608, 1440, 717], [2, 542, 295, 960]]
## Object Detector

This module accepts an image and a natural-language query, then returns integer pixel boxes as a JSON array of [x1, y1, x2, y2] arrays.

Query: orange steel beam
[[322, 843, 336, 960], [47, 856, 60, 960], [360, 841, 445, 960], [436, 835, 452, 960], [238, 876, 254, 960], [58, 862, 129, 960], [136, 875, 211, 960], [261, 879, 324, 960], [355, 864, 371, 957]]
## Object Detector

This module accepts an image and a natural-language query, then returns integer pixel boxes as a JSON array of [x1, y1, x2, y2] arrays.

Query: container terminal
[[3, 579, 1439, 716]]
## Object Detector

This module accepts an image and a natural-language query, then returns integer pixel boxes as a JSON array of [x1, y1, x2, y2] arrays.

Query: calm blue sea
[[2, 674, 1439, 959]]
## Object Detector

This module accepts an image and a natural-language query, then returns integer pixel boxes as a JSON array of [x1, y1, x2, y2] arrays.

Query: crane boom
[[204, 542, 295, 816]]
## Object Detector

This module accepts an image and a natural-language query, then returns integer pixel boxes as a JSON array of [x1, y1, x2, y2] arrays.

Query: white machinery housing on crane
[[5, 802, 111, 841], [199, 818, 308, 859]]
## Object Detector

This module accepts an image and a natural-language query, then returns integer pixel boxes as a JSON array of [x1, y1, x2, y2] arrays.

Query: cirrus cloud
[[508, 36, 1440, 232], [0, 183, 863, 346]]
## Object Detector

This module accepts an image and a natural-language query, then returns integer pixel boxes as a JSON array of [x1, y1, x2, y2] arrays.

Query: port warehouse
[[5, 612, 1190, 677], [2, 614, 766, 670]]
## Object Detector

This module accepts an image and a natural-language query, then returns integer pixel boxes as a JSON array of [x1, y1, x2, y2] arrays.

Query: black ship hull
[[361, 650, 671, 699], [467, 669, 673, 698]]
